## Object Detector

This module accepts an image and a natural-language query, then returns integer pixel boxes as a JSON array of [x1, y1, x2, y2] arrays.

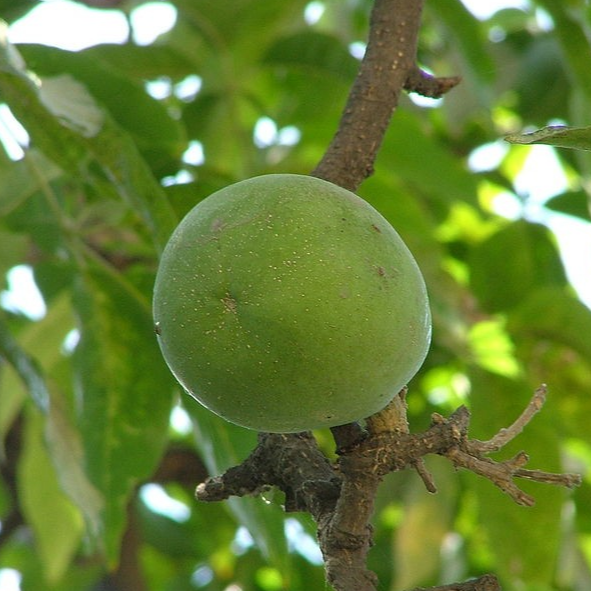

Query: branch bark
[[410, 574, 501, 591], [197, 389, 581, 591], [311, 0, 459, 191]]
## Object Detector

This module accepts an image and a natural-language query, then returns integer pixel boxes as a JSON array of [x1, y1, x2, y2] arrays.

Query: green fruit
[[153, 174, 431, 432]]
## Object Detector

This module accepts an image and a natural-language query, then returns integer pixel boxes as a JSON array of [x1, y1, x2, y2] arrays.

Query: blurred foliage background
[[0, 1, 591, 590]]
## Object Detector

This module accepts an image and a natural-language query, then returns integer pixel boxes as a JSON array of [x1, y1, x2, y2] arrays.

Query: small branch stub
[[404, 66, 462, 98]]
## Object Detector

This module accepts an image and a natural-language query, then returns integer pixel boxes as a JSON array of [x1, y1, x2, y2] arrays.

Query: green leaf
[[394, 457, 459, 589], [468, 319, 521, 378], [39, 74, 104, 137], [533, 0, 591, 101], [18, 409, 84, 583], [262, 31, 358, 81], [0, 0, 36, 23], [0, 32, 178, 253], [507, 287, 591, 361], [0, 313, 50, 413], [506, 125, 591, 151], [469, 369, 564, 587], [544, 190, 591, 221], [137, 493, 236, 560], [0, 230, 29, 292], [71, 262, 174, 564], [18, 43, 187, 159], [83, 43, 198, 81], [469, 220, 567, 313], [0, 294, 73, 442], [0, 150, 62, 217], [0, 304, 104, 545], [512, 36, 570, 125], [45, 386, 105, 549], [506, 288, 591, 445], [377, 111, 479, 212], [428, 0, 494, 86], [175, 0, 307, 60]]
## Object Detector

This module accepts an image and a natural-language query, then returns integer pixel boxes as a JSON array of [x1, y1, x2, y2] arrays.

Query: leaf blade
[[71, 263, 174, 563], [0, 33, 178, 253], [506, 125, 591, 152]]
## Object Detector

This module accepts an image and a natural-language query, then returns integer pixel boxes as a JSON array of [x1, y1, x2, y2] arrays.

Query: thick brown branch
[[311, 0, 425, 191], [196, 432, 341, 516]]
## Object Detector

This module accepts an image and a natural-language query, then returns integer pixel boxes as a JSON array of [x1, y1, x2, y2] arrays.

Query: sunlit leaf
[[507, 287, 591, 362], [469, 220, 567, 313], [0, 304, 104, 544], [506, 125, 591, 152], [18, 409, 84, 583], [0, 294, 73, 442], [468, 319, 522, 378], [39, 74, 104, 138]]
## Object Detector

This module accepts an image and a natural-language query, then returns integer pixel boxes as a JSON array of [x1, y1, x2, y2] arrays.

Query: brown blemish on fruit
[[211, 218, 226, 233], [371, 223, 382, 233], [154, 322, 162, 335], [222, 294, 237, 313]]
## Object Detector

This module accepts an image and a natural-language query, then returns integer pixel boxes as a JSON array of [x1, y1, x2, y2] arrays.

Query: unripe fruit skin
[[153, 174, 431, 432]]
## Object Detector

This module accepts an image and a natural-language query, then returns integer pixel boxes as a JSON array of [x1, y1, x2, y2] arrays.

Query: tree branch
[[196, 388, 581, 591], [311, 0, 459, 191], [312, 0, 424, 190], [410, 574, 501, 591], [468, 384, 547, 454]]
